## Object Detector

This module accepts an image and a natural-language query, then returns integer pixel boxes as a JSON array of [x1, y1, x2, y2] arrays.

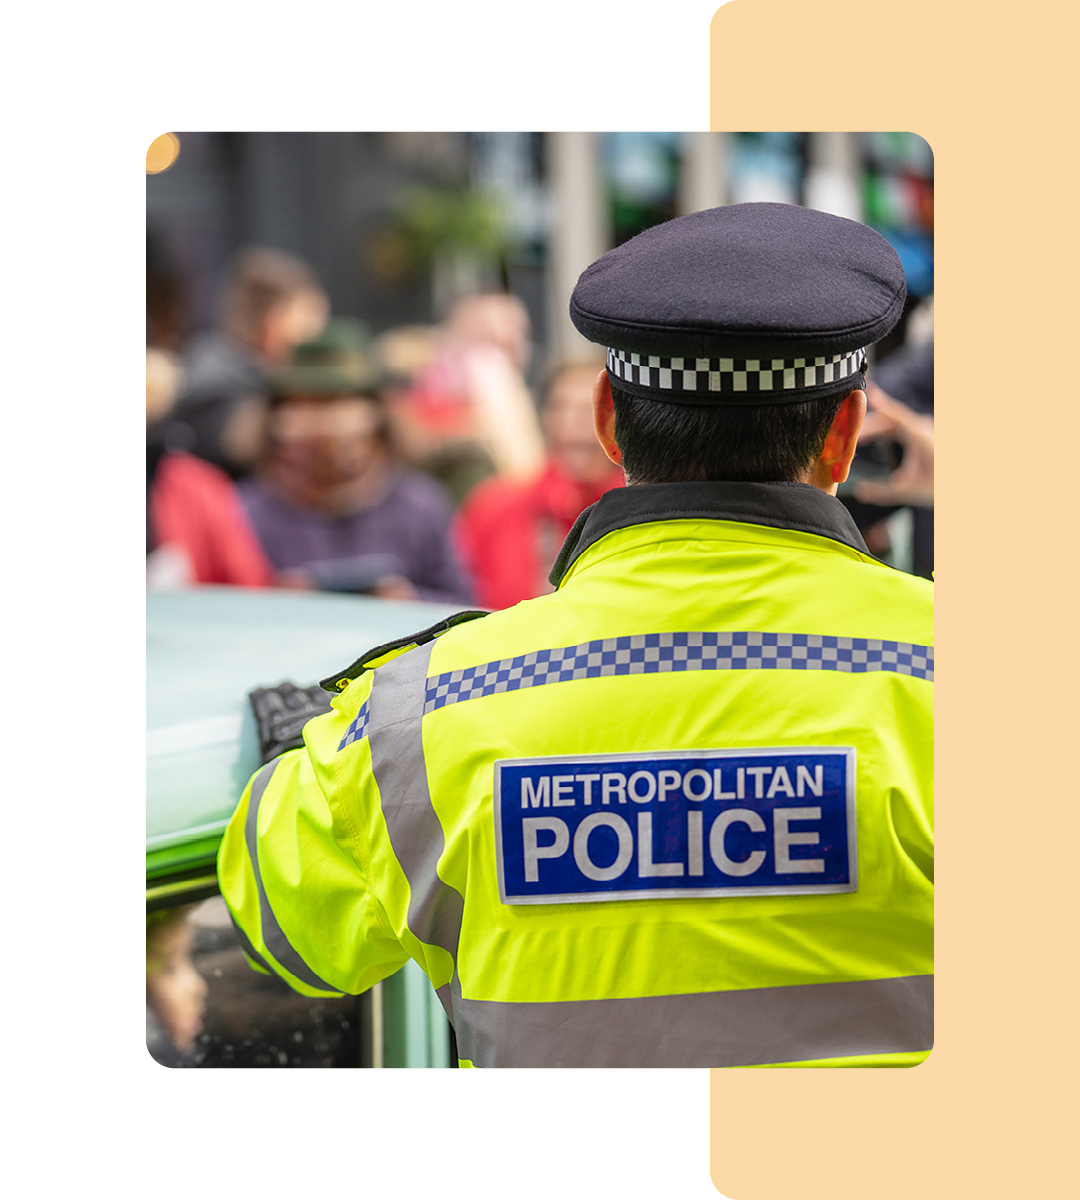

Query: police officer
[[218, 202, 933, 1068]]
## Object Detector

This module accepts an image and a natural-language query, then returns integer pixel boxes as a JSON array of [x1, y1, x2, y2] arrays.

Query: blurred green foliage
[[391, 186, 509, 270]]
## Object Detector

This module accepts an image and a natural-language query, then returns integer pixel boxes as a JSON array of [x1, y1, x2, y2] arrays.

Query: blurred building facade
[[147, 131, 933, 381]]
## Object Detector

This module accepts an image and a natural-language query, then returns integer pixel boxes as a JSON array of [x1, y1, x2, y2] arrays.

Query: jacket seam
[[583, 508, 871, 548]]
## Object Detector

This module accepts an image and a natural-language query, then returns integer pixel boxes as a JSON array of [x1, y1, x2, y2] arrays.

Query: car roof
[[147, 586, 461, 901]]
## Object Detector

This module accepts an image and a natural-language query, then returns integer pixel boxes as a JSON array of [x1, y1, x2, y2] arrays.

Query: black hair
[[610, 382, 850, 484]]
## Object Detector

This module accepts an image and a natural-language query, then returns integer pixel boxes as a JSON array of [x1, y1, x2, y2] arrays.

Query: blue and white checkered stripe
[[424, 631, 932, 716], [339, 632, 932, 748], [338, 698, 370, 750], [607, 347, 866, 395]]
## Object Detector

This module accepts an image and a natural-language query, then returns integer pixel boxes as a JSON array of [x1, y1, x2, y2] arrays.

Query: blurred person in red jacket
[[147, 348, 275, 588], [385, 293, 546, 504], [455, 358, 624, 609]]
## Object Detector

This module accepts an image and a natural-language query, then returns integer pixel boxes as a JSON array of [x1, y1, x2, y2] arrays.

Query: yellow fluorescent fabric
[[741, 1050, 931, 1068], [465, 1051, 928, 1070], [217, 715, 412, 998], [218, 486, 933, 1067]]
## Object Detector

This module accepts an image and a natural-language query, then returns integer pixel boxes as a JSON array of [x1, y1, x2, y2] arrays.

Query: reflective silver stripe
[[245, 758, 343, 994], [367, 643, 468, 1029], [227, 912, 274, 974], [453, 974, 933, 1067]]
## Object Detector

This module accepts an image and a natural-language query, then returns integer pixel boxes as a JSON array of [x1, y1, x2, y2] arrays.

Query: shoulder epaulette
[[319, 609, 489, 693]]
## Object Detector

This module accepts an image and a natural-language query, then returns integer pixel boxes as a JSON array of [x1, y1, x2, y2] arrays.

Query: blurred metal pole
[[358, 980, 385, 1067], [679, 133, 728, 215], [546, 133, 610, 360], [804, 132, 863, 221]]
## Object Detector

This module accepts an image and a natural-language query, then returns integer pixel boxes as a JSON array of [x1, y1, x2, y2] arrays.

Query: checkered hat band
[[606, 348, 867, 396]]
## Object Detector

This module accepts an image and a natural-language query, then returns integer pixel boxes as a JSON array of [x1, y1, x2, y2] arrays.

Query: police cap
[[569, 202, 906, 406]]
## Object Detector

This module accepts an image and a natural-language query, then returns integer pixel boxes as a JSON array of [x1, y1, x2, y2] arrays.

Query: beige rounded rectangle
[[710, 1, 1072, 1197]]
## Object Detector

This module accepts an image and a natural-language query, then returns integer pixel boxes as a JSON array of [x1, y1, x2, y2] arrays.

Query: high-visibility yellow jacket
[[218, 481, 933, 1067]]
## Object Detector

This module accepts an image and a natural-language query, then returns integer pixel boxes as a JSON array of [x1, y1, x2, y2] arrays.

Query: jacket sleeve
[[216, 713, 411, 997]]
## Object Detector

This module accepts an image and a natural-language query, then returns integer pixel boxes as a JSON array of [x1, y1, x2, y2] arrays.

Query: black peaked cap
[[569, 202, 907, 405]]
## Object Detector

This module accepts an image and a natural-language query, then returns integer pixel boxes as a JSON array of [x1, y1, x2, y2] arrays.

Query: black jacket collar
[[550, 480, 872, 587]]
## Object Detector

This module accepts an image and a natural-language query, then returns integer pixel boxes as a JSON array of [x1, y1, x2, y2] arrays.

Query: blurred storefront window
[[728, 131, 807, 205], [860, 132, 934, 299], [602, 132, 682, 245]]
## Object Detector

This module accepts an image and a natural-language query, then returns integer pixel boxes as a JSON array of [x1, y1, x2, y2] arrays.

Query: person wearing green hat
[[237, 319, 473, 603]]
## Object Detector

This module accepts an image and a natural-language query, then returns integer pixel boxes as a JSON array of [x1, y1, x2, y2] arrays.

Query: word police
[[495, 749, 856, 903]]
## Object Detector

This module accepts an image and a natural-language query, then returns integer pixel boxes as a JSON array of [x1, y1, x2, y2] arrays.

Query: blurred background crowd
[[146, 131, 934, 607]]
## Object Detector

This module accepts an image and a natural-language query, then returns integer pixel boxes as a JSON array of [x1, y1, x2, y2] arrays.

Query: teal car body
[[146, 586, 462, 1067]]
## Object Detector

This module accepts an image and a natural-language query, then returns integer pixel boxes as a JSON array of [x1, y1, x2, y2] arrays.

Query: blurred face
[[543, 367, 614, 486], [146, 349, 183, 424], [263, 288, 330, 364], [449, 295, 531, 371], [146, 914, 208, 1054], [269, 393, 384, 488]]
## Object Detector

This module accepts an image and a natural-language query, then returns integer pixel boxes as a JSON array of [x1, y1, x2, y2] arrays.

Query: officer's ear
[[592, 369, 622, 466], [808, 389, 866, 494]]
